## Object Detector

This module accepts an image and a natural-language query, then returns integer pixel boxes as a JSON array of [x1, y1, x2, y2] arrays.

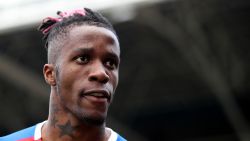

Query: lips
[[81, 89, 111, 102]]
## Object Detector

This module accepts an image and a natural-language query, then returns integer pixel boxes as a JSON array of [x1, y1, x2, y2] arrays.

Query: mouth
[[81, 90, 111, 102]]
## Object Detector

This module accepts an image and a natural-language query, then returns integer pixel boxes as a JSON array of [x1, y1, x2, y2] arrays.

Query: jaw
[[76, 99, 109, 126]]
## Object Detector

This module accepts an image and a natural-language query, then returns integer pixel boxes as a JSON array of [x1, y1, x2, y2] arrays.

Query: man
[[0, 8, 126, 141]]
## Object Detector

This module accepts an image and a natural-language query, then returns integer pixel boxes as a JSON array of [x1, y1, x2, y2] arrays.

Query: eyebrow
[[71, 47, 120, 61], [71, 47, 94, 54]]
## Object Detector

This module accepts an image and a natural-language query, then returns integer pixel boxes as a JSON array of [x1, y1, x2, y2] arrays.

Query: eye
[[75, 55, 90, 64], [105, 59, 118, 70]]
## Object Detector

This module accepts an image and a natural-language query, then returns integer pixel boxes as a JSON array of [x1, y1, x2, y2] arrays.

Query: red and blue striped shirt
[[0, 121, 126, 141]]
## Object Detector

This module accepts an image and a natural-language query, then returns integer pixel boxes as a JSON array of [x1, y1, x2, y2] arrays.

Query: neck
[[42, 90, 109, 141]]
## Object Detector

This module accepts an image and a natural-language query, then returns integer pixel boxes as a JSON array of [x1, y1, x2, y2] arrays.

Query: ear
[[43, 64, 57, 86]]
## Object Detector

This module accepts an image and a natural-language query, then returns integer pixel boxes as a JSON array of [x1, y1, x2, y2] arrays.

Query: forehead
[[62, 25, 120, 54]]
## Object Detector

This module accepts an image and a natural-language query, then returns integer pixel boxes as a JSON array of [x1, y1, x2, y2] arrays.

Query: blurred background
[[0, 0, 250, 141]]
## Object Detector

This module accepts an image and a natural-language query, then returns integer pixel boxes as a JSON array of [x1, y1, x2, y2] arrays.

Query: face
[[49, 25, 120, 125]]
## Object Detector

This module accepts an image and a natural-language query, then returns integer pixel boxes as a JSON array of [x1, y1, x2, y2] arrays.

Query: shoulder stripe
[[0, 126, 36, 141], [18, 137, 34, 141], [116, 135, 127, 141]]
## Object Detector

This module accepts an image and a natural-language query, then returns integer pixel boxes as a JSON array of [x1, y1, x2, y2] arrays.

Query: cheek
[[111, 71, 119, 90], [58, 64, 90, 93], [57, 67, 82, 106], [57, 67, 76, 92]]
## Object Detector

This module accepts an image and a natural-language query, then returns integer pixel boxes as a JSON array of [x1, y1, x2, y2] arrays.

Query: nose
[[88, 61, 109, 84]]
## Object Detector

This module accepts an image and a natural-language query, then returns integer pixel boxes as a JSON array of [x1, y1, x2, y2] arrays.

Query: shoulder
[[106, 127, 127, 141], [0, 125, 36, 141], [116, 134, 127, 141]]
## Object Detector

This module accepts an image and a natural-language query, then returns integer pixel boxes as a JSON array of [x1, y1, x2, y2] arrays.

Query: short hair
[[38, 8, 117, 64]]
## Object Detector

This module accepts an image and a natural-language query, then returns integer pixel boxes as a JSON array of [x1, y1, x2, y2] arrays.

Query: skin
[[42, 25, 120, 141]]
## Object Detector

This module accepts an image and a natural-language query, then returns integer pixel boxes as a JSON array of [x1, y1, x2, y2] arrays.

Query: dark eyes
[[75, 55, 90, 64], [74, 55, 118, 70], [105, 58, 118, 70]]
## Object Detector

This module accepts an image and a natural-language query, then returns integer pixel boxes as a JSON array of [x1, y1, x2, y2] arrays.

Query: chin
[[76, 110, 107, 126], [83, 116, 106, 126]]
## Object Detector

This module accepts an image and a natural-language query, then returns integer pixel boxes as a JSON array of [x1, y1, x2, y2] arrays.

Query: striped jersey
[[0, 121, 126, 141]]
